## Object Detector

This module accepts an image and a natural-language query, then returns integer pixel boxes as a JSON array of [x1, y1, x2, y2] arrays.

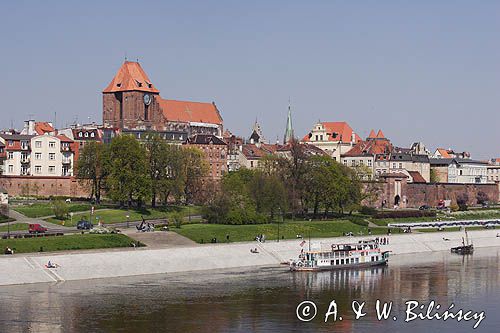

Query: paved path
[[121, 229, 197, 248]]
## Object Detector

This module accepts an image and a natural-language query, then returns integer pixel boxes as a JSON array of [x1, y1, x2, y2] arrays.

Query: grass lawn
[[0, 223, 28, 232], [0, 234, 138, 254], [13, 202, 95, 218], [173, 220, 389, 244], [0, 214, 15, 223], [45, 205, 203, 227], [368, 209, 500, 226]]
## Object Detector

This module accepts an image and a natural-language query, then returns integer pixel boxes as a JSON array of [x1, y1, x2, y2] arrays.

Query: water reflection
[[0, 248, 499, 332]]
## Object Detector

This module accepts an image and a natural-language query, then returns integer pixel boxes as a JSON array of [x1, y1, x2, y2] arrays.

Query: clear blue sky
[[1, 1, 499, 158]]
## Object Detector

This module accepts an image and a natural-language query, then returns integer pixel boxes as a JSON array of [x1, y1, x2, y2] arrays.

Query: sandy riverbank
[[0, 229, 499, 286]]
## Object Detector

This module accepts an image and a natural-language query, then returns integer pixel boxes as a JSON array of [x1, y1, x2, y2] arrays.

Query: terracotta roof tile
[[302, 121, 361, 143], [35, 122, 54, 135], [56, 134, 73, 143], [436, 148, 451, 158], [159, 99, 222, 125], [103, 61, 159, 93], [407, 171, 426, 183]]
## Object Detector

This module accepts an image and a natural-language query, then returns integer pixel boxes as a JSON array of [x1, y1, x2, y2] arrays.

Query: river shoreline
[[0, 229, 499, 286]]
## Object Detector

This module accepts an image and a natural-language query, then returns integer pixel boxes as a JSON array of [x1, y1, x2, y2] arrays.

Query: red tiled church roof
[[103, 61, 159, 93], [159, 99, 223, 125]]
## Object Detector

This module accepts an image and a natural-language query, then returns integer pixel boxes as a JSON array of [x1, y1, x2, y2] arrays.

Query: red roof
[[159, 99, 222, 125], [343, 139, 393, 157], [103, 61, 159, 93], [35, 122, 54, 135], [368, 129, 376, 139], [56, 134, 73, 143], [376, 129, 385, 139], [407, 171, 426, 183], [302, 122, 361, 143], [436, 148, 452, 158]]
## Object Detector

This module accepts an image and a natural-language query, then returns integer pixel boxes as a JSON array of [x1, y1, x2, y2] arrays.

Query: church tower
[[102, 61, 165, 130], [283, 103, 294, 144]]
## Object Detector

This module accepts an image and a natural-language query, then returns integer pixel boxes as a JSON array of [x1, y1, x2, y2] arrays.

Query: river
[[0, 248, 499, 332]]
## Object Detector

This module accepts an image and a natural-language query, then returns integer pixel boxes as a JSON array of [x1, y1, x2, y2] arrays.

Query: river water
[[0, 248, 499, 333]]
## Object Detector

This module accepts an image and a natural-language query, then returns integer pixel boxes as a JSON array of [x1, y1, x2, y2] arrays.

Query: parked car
[[419, 205, 431, 210], [28, 224, 47, 234], [77, 220, 93, 230]]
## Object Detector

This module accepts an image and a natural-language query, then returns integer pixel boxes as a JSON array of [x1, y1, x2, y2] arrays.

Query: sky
[[0, 1, 499, 159]]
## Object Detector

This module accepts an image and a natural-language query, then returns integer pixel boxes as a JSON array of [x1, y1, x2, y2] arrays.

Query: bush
[[449, 204, 459, 212], [171, 212, 184, 228], [373, 210, 436, 219], [52, 200, 68, 220], [456, 193, 469, 211], [359, 206, 377, 216], [476, 191, 489, 205], [348, 216, 369, 227]]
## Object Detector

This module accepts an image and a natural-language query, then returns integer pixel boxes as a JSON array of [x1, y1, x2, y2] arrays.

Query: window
[[8, 165, 13, 173], [8, 152, 13, 159], [8, 140, 13, 146], [250, 161, 254, 168], [49, 141, 56, 148], [78, 132, 83, 138], [368, 160, 372, 167], [49, 153, 55, 160], [84, 132, 89, 137], [35, 153, 42, 160], [399, 163, 402, 169], [35, 141, 42, 148], [48, 166, 55, 174], [90, 132, 95, 138], [343, 160, 347, 165], [360, 160, 364, 166], [35, 165, 42, 174]]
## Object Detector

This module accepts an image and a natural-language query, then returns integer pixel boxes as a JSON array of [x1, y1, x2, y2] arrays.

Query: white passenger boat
[[289, 240, 390, 272]]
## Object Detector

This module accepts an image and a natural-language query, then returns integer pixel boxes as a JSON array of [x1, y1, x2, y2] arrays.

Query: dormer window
[[78, 132, 83, 138], [116, 83, 122, 88], [90, 132, 95, 138], [84, 132, 89, 137], [135, 80, 142, 87]]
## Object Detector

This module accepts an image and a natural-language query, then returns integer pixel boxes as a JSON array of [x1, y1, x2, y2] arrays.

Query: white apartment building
[[430, 158, 488, 184], [0, 133, 74, 177]]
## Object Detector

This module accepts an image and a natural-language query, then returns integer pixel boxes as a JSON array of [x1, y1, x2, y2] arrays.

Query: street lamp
[[126, 215, 130, 229], [277, 207, 281, 242]]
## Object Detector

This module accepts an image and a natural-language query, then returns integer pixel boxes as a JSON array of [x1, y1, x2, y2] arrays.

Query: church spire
[[283, 101, 294, 144]]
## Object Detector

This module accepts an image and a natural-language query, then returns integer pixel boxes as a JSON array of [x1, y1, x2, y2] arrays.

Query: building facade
[[302, 122, 361, 161], [102, 61, 223, 142], [0, 133, 75, 177], [430, 158, 488, 184]]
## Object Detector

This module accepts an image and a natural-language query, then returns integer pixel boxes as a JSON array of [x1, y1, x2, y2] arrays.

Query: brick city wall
[[0, 176, 89, 198], [363, 180, 499, 208]]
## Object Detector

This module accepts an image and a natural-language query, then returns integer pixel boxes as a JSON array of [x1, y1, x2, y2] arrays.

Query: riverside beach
[[0, 229, 499, 286]]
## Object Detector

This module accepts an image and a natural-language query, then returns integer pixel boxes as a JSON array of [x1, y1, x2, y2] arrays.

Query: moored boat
[[290, 240, 390, 272]]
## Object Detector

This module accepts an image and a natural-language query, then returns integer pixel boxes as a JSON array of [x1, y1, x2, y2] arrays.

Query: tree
[[456, 193, 469, 211], [76, 142, 108, 203], [250, 171, 287, 221], [277, 139, 310, 217], [106, 135, 150, 207], [429, 169, 439, 183], [144, 134, 179, 207], [52, 200, 68, 220], [181, 147, 208, 204]]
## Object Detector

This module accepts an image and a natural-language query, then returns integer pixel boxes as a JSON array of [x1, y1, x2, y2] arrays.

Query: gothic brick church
[[102, 61, 223, 141]]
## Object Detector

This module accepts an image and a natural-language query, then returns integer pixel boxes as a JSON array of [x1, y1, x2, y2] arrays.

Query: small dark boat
[[451, 230, 473, 255]]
